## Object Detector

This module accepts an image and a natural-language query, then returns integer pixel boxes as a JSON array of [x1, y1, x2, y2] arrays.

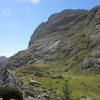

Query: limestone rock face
[[0, 6, 100, 70]]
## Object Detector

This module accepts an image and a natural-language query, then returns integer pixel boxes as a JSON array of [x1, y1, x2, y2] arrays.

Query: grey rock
[[92, 51, 100, 58], [80, 96, 95, 100], [29, 80, 40, 87], [45, 72, 50, 75], [88, 5, 100, 26], [51, 75, 64, 79], [0, 69, 23, 89], [37, 93, 50, 100], [25, 96, 36, 100], [57, 75, 64, 79], [80, 58, 94, 69], [34, 72, 43, 77], [64, 67, 70, 72]]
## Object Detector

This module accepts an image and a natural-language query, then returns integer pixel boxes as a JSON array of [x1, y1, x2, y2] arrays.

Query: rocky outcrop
[[0, 6, 100, 70], [80, 96, 95, 100], [0, 50, 33, 69], [0, 69, 23, 89]]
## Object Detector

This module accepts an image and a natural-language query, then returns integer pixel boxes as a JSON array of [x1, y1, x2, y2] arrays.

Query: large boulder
[[34, 72, 43, 77], [0, 69, 23, 89]]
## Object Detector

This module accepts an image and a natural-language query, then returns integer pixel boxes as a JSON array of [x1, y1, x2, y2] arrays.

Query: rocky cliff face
[[0, 5, 100, 70]]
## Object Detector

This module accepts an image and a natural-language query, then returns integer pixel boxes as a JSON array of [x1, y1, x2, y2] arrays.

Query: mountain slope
[[0, 5, 100, 100], [0, 6, 100, 71]]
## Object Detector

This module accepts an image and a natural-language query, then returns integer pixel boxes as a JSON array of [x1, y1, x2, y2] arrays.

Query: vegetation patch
[[0, 87, 23, 100]]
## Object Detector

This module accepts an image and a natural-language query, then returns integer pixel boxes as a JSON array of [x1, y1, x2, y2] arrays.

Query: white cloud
[[17, 0, 41, 4], [30, 0, 40, 4]]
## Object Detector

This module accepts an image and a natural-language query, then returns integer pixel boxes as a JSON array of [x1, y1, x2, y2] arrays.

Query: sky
[[0, 0, 100, 57]]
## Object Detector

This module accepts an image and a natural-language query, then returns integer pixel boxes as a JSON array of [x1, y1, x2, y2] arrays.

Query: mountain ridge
[[0, 5, 100, 71]]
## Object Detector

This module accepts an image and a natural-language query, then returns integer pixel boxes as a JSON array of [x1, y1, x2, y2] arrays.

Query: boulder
[[51, 75, 64, 79], [45, 72, 50, 75], [58, 75, 64, 79], [64, 67, 70, 72], [51, 76, 57, 79], [25, 96, 36, 100], [34, 72, 43, 77], [29, 80, 40, 87], [92, 51, 100, 58], [37, 93, 50, 100], [80, 96, 95, 100], [80, 58, 94, 69]]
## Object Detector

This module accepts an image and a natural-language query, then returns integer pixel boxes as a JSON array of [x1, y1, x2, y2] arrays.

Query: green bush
[[61, 82, 72, 100], [0, 87, 23, 100]]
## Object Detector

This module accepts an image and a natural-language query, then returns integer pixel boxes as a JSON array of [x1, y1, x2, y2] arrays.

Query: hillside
[[0, 6, 100, 70], [0, 5, 100, 100]]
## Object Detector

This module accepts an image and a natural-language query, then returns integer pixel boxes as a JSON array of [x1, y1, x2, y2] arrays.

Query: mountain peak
[[88, 5, 100, 25], [29, 9, 88, 47]]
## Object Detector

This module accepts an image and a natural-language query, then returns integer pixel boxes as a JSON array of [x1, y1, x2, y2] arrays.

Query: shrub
[[61, 82, 72, 100], [0, 87, 23, 100]]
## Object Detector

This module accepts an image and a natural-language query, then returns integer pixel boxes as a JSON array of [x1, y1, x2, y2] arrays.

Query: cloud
[[17, 0, 41, 4], [30, 0, 40, 4]]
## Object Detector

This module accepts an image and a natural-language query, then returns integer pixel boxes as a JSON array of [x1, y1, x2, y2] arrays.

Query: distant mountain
[[0, 56, 6, 61], [0, 5, 100, 70]]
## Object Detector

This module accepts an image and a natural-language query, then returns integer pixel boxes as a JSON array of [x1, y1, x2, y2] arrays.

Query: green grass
[[62, 71, 100, 99], [15, 63, 100, 100], [14, 22, 99, 99]]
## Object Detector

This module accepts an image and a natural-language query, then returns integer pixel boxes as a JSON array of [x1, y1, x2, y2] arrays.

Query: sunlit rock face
[[0, 5, 100, 70]]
